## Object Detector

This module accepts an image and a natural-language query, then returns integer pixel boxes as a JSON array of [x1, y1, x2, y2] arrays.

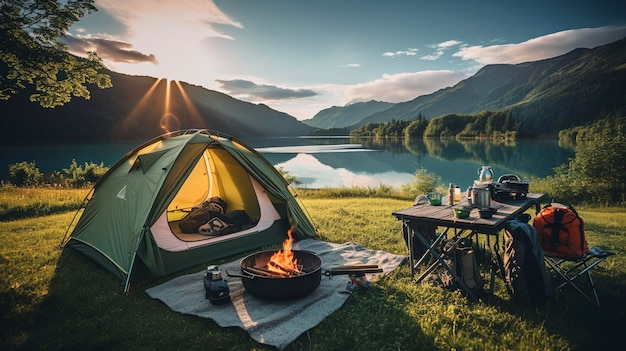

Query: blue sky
[[67, 0, 626, 120]]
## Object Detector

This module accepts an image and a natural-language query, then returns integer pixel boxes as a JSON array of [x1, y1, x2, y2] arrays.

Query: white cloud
[[382, 48, 419, 58], [421, 39, 462, 61], [454, 26, 626, 64], [420, 53, 443, 61], [96, 0, 243, 38], [438, 40, 462, 48], [344, 70, 468, 103]]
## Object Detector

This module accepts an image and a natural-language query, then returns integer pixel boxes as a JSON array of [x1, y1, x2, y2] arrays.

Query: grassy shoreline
[[1, 187, 625, 350]]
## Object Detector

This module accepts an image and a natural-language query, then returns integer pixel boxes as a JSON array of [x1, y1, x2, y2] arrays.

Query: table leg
[[410, 225, 477, 301], [404, 221, 447, 279], [414, 232, 448, 282], [402, 221, 415, 278]]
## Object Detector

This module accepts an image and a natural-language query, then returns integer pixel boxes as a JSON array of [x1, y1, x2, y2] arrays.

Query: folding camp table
[[392, 192, 545, 300]]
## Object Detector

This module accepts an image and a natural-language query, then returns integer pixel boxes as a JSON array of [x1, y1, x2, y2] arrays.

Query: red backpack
[[533, 203, 589, 259]]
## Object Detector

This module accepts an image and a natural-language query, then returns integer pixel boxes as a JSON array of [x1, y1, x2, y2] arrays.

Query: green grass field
[[1, 187, 625, 350]]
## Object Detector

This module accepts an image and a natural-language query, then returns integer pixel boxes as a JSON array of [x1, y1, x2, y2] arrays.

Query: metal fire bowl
[[237, 250, 322, 300]]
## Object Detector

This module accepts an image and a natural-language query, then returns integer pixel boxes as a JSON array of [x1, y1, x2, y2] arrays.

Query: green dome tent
[[63, 129, 317, 292]]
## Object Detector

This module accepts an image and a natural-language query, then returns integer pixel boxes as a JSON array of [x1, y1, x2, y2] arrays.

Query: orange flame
[[266, 227, 301, 275]]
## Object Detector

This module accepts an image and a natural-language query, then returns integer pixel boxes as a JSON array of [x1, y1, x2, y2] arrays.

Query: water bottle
[[448, 183, 455, 205]]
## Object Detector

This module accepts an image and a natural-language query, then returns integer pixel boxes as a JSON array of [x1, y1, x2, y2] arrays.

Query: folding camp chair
[[544, 246, 615, 307]]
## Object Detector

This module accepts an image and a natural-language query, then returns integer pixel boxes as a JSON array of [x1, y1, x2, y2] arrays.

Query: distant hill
[[302, 100, 394, 129], [330, 37, 626, 134], [0, 70, 314, 144]]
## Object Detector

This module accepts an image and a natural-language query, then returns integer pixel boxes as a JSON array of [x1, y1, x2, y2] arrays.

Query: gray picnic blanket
[[145, 239, 405, 350]]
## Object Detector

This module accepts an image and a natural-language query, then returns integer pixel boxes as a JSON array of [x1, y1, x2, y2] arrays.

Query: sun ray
[[127, 78, 164, 120], [165, 79, 171, 114], [173, 80, 205, 127], [159, 80, 180, 133], [116, 78, 208, 136], [117, 78, 165, 136]]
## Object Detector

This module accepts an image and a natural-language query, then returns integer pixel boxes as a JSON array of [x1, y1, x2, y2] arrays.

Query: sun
[[92, 0, 236, 87], [99, 13, 224, 87], [107, 34, 216, 87]]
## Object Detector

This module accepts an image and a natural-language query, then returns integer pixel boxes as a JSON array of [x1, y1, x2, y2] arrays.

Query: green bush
[[62, 159, 109, 188], [531, 135, 626, 206], [8, 161, 43, 186], [7, 160, 109, 188], [400, 168, 442, 196]]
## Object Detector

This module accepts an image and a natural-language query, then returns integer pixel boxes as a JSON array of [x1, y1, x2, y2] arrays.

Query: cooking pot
[[227, 250, 382, 300], [470, 187, 491, 208]]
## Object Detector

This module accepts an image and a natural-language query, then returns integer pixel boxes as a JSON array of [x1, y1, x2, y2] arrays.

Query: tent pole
[[124, 251, 138, 295], [124, 227, 147, 295]]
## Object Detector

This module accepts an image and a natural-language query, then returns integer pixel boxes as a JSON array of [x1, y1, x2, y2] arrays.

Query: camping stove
[[204, 265, 230, 305]]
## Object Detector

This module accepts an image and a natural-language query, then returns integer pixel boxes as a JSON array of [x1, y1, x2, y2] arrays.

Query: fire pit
[[228, 228, 383, 300], [235, 249, 323, 300], [226, 227, 320, 300]]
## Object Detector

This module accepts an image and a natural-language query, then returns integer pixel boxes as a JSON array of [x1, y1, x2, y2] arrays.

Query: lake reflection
[[0, 136, 574, 189], [249, 136, 574, 189]]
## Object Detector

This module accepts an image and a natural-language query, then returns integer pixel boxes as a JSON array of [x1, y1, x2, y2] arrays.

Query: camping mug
[[427, 192, 442, 205]]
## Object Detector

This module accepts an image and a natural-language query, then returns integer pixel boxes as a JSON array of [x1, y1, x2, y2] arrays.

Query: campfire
[[244, 227, 304, 278]]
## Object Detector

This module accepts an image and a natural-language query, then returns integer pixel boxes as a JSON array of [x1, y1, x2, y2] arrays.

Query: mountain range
[[301, 100, 394, 129], [1, 37, 624, 144], [304, 37, 626, 134]]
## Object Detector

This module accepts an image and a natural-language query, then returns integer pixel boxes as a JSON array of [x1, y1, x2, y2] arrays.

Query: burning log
[[247, 266, 289, 278], [268, 260, 302, 276]]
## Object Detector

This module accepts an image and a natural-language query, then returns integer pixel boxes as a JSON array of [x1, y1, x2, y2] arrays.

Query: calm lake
[[0, 136, 574, 190]]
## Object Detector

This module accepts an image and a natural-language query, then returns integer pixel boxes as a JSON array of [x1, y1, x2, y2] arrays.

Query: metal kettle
[[477, 166, 493, 182]]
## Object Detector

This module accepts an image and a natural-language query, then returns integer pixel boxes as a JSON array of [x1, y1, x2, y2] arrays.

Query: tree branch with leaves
[[0, 0, 111, 108]]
